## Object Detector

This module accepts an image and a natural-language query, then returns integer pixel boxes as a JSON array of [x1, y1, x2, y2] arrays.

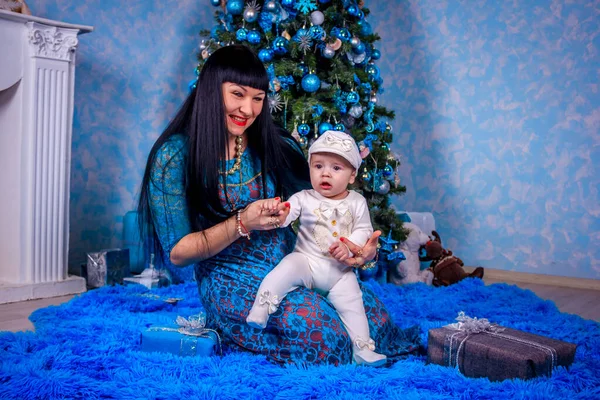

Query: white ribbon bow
[[325, 134, 355, 152], [318, 201, 349, 220], [259, 290, 281, 314], [354, 337, 376, 351], [446, 311, 505, 334]]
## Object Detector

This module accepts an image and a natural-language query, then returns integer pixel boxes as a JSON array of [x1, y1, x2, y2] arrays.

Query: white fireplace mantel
[[0, 10, 93, 304]]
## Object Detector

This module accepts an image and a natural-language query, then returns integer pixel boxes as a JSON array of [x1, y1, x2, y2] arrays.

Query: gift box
[[140, 315, 220, 357], [86, 248, 130, 288], [427, 312, 577, 381]]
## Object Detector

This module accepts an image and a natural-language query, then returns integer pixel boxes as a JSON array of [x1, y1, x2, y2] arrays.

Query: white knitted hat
[[308, 130, 362, 170]]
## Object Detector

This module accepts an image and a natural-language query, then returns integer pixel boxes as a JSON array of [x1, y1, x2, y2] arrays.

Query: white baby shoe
[[353, 337, 387, 367], [246, 290, 281, 329]]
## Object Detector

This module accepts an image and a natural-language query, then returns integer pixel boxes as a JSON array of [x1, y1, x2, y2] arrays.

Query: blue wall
[[33, 1, 599, 279]]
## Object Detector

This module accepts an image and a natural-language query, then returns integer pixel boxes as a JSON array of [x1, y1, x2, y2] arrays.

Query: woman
[[138, 45, 420, 365]]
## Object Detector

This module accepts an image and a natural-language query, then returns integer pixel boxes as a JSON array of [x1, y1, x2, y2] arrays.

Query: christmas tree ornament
[[334, 123, 346, 132], [338, 28, 351, 42], [349, 104, 363, 118], [268, 92, 284, 113], [318, 0, 331, 3], [376, 179, 390, 195], [236, 28, 248, 41], [371, 48, 381, 60], [243, 7, 259, 23], [211, 25, 224, 39], [383, 164, 394, 178], [366, 63, 380, 79], [282, 30, 291, 40], [188, 78, 198, 92], [358, 141, 370, 158], [298, 62, 309, 75], [298, 136, 308, 148], [272, 37, 288, 54], [202, 49, 211, 59], [347, 4, 360, 17], [361, 170, 373, 184], [298, 123, 311, 136], [247, 30, 261, 44], [322, 46, 336, 59], [329, 38, 343, 51], [370, 93, 378, 103], [281, 0, 294, 7], [258, 48, 274, 62], [309, 25, 326, 40], [210, 0, 221, 6], [310, 10, 325, 25], [301, 74, 321, 93], [346, 90, 359, 104], [295, 30, 314, 52], [350, 37, 361, 48], [226, 0, 244, 15], [318, 121, 333, 134], [357, 20, 372, 36], [381, 143, 390, 152], [199, 40, 208, 51], [295, 0, 318, 14], [264, 0, 278, 13], [356, 10, 364, 19], [353, 42, 366, 54]]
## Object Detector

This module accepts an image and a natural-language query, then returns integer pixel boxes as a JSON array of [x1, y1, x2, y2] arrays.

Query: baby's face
[[309, 152, 356, 200]]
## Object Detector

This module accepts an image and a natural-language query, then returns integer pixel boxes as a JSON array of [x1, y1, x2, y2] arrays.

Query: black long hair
[[138, 45, 310, 264]]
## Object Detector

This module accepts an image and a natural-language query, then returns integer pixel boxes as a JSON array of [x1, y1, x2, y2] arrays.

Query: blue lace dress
[[149, 135, 421, 365]]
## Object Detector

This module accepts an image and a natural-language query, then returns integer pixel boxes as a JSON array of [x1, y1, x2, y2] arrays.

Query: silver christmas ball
[[322, 46, 335, 59], [243, 8, 258, 23], [199, 40, 207, 51], [350, 37, 361, 48], [310, 10, 325, 26], [376, 180, 390, 195], [349, 104, 363, 119], [370, 93, 378, 103]]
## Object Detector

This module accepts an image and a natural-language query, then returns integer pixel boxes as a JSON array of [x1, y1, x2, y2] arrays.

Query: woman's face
[[221, 82, 265, 138]]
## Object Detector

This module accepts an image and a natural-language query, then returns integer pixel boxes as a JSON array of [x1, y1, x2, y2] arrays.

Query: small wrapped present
[[427, 312, 577, 381], [86, 248, 130, 288], [140, 313, 221, 357]]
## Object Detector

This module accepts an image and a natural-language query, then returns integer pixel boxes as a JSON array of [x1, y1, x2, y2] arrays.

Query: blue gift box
[[140, 318, 219, 357]]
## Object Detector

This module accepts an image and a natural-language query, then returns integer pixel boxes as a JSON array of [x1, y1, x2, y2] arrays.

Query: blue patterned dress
[[149, 135, 421, 365]]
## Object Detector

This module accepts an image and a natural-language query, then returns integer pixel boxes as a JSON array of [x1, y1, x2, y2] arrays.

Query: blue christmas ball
[[346, 91, 359, 104], [383, 164, 394, 177], [381, 143, 390, 152], [353, 42, 366, 54], [236, 28, 248, 41], [357, 20, 373, 36], [356, 10, 364, 19], [258, 48, 274, 62], [347, 4, 359, 17], [361, 170, 372, 183], [338, 28, 351, 42], [188, 78, 198, 92], [281, 0, 294, 7], [211, 25, 224, 40], [226, 0, 244, 15], [210, 0, 221, 6], [318, 122, 333, 135], [296, 28, 308, 37], [366, 64, 380, 79], [301, 74, 321, 93], [298, 63, 309, 75], [264, 0, 278, 12], [298, 123, 311, 136], [272, 37, 288, 55], [371, 49, 381, 60], [334, 123, 346, 132], [318, 0, 331, 3], [309, 25, 325, 40], [247, 30, 261, 44]]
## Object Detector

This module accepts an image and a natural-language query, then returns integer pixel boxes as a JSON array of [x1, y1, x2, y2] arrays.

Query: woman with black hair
[[138, 45, 420, 365]]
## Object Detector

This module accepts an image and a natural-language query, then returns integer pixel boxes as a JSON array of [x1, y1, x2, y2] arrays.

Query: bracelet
[[236, 210, 251, 240]]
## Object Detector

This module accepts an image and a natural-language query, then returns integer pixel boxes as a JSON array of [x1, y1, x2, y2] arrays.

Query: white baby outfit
[[246, 131, 386, 366]]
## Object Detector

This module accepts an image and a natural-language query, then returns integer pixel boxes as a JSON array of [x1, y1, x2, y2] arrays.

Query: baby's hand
[[329, 240, 351, 263], [258, 197, 281, 215]]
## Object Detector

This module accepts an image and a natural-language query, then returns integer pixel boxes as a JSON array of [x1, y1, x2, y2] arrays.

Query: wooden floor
[[0, 278, 599, 333]]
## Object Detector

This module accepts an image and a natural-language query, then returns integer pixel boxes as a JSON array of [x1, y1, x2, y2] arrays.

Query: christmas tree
[[195, 0, 407, 255]]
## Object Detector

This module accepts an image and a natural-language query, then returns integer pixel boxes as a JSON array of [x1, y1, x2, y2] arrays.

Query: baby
[[246, 130, 386, 366]]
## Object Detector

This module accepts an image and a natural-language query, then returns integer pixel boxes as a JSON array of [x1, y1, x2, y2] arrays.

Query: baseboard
[[464, 267, 600, 291], [0, 276, 87, 304]]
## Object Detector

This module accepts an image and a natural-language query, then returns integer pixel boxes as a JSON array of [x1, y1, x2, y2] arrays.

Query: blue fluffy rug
[[1, 279, 598, 399]]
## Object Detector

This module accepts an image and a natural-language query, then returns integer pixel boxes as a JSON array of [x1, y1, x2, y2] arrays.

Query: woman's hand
[[241, 198, 290, 231], [338, 231, 382, 268]]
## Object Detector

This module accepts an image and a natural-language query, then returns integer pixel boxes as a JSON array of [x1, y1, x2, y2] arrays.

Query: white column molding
[[28, 23, 79, 62]]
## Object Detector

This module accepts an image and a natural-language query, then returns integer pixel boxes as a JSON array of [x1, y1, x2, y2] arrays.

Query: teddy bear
[[420, 231, 484, 287], [388, 222, 434, 285]]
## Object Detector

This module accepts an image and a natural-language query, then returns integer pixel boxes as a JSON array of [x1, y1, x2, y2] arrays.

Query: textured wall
[[33, 1, 599, 279]]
